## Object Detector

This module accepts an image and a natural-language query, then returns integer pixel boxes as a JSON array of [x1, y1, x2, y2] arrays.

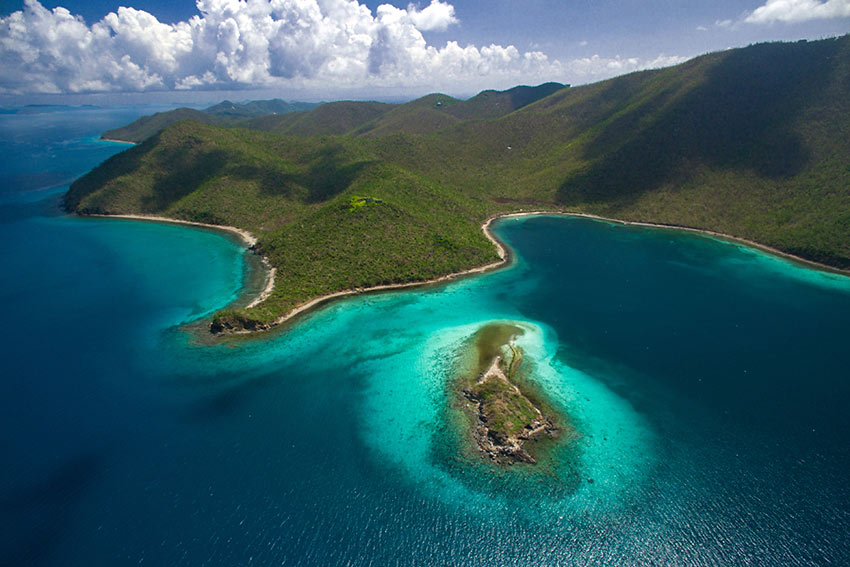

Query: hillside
[[446, 82, 568, 121], [249, 101, 392, 136], [248, 83, 567, 138], [68, 36, 850, 332], [204, 99, 317, 120], [102, 99, 319, 143], [104, 83, 568, 144], [102, 107, 216, 143], [66, 121, 497, 329]]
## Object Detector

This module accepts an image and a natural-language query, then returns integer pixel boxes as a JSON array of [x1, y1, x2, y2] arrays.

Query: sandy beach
[[266, 209, 850, 329], [85, 209, 850, 334], [509, 210, 850, 276], [86, 213, 277, 310]]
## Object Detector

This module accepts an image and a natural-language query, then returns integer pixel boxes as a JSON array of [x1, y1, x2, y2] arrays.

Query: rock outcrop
[[460, 330, 558, 465]]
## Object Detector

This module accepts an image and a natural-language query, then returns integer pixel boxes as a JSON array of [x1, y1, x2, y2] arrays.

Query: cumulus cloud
[[745, 0, 850, 23], [0, 0, 689, 95], [406, 0, 457, 31], [564, 54, 689, 82]]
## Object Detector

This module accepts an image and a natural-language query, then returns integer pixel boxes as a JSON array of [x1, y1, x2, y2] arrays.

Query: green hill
[[102, 99, 320, 143], [68, 36, 850, 332], [204, 98, 316, 120], [351, 94, 462, 137], [102, 107, 216, 143], [107, 83, 568, 144], [249, 101, 392, 136], [446, 82, 567, 121], [248, 83, 567, 138]]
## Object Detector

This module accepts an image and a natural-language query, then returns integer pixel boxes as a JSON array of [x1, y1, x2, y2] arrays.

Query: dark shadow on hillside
[[581, 85, 678, 162], [143, 142, 229, 211], [507, 82, 566, 110], [64, 139, 147, 211], [301, 144, 375, 202], [230, 144, 375, 203], [557, 39, 842, 205], [227, 164, 302, 199]]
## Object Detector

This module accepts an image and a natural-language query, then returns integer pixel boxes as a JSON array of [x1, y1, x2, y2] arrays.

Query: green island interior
[[63, 36, 850, 333], [454, 323, 564, 466]]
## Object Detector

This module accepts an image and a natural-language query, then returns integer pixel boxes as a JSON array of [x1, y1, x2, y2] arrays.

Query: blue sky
[[1, 0, 848, 102]]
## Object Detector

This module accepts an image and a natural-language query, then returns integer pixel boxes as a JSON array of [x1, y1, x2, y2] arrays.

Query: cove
[[5, 206, 850, 567], [147, 213, 850, 565], [3, 107, 850, 565]]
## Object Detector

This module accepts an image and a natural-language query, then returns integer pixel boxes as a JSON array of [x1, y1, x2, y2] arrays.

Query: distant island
[[65, 36, 850, 334]]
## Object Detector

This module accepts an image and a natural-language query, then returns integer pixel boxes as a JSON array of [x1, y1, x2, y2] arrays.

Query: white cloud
[[405, 0, 458, 31], [745, 0, 850, 23], [564, 54, 688, 82], [644, 54, 690, 68], [0, 0, 690, 95]]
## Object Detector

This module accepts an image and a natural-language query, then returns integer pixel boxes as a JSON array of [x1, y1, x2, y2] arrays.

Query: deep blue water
[[2, 107, 850, 566]]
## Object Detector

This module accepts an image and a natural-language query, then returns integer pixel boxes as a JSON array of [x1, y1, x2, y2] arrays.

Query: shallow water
[[2, 108, 850, 566]]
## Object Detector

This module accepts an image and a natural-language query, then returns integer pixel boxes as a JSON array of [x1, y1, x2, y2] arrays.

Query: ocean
[[2, 106, 849, 566]]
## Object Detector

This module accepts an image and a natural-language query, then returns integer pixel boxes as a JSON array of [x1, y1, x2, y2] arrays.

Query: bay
[[2, 107, 849, 566]]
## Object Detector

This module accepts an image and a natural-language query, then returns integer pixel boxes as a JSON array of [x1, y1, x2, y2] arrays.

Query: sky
[[0, 0, 848, 103]]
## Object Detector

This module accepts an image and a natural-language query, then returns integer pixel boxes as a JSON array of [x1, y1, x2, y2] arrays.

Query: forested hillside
[[67, 36, 850, 332]]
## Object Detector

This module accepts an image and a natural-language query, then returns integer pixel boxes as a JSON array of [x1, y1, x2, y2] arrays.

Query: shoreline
[[510, 210, 850, 277], [100, 138, 136, 145], [86, 213, 259, 246], [262, 209, 850, 331], [84, 213, 276, 310], [260, 218, 509, 332], [82, 209, 850, 336], [256, 209, 849, 333]]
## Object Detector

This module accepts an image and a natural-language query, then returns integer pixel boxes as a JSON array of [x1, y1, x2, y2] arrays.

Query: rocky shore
[[459, 324, 559, 465]]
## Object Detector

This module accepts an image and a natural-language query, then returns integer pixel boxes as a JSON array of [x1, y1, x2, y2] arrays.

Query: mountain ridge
[[101, 98, 320, 143], [67, 36, 850, 332]]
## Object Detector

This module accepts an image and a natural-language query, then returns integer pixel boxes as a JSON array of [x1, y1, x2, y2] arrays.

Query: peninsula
[[64, 37, 850, 333]]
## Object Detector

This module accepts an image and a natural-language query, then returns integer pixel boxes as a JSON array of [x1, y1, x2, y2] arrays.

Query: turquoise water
[[3, 108, 850, 566]]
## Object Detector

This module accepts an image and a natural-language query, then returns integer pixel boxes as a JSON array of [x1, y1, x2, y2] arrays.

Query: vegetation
[[457, 323, 559, 465], [66, 36, 850, 332], [249, 101, 392, 136], [101, 99, 319, 143]]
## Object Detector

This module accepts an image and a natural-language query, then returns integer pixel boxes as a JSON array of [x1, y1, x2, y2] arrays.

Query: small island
[[455, 323, 561, 465]]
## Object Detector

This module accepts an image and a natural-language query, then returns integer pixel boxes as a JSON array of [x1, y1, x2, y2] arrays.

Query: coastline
[[262, 209, 850, 331], [100, 138, 136, 145], [516, 210, 850, 277], [85, 213, 276, 311], [82, 209, 850, 336], [261, 216, 508, 332], [87, 213, 258, 246]]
